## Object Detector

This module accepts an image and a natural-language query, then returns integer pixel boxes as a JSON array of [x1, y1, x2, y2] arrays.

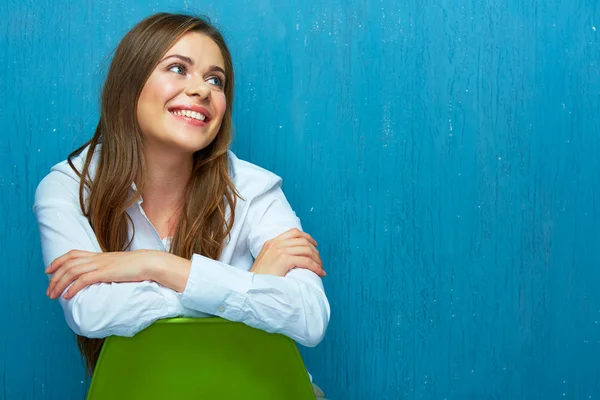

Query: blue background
[[1, 0, 600, 399]]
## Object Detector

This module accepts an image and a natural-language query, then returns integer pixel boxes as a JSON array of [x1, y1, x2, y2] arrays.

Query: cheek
[[139, 77, 179, 110], [213, 92, 227, 118]]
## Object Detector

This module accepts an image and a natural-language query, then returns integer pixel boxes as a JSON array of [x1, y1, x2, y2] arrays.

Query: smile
[[170, 109, 206, 121], [168, 106, 212, 127]]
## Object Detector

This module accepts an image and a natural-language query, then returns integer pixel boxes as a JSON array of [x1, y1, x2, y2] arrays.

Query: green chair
[[86, 317, 316, 400]]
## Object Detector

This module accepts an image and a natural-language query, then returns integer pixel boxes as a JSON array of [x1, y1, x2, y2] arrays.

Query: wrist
[[147, 250, 168, 283], [150, 251, 191, 293]]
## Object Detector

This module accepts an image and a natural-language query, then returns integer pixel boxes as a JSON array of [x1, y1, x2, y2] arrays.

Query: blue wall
[[1, 0, 600, 399]]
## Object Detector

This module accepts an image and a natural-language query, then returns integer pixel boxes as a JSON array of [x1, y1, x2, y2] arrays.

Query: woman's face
[[137, 32, 227, 155]]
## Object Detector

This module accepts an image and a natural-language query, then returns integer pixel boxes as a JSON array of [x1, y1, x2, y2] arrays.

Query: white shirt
[[33, 145, 330, 348]]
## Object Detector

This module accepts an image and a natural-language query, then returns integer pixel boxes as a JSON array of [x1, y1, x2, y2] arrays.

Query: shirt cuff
[[160, 284, 185, 317], [180, 254, 252, 319]]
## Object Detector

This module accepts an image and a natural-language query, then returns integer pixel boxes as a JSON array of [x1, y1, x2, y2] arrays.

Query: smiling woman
[[32, 12, 329, 398], [137, 34, 228, 154]]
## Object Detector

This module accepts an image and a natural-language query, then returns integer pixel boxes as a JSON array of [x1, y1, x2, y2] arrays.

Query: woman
[[33, 12, 329, 398]]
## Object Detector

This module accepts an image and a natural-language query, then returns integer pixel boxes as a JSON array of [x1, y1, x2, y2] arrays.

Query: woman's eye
[[207, 76, 224, 88], [168, 64, 186, 75]]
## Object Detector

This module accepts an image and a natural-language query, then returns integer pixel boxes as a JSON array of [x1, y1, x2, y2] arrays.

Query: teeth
[[171, 110, 206, 121]]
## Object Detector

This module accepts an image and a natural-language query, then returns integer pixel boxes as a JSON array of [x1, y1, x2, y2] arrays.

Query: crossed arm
[[34, 174, 330, 346]]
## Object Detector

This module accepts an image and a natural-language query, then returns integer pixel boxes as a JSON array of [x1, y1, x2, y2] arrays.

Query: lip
[[168, 105, 212, 127]]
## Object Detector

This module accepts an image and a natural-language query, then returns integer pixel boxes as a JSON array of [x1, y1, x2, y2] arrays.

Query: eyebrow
[[161, 54, 226, 75]]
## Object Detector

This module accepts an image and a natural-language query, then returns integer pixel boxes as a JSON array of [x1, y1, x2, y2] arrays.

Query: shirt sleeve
[[33, 170, 185, 338], [180, 182, 331, 347]]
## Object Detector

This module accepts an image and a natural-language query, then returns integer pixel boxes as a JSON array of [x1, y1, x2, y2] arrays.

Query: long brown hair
[[67, 12, 239, 374]]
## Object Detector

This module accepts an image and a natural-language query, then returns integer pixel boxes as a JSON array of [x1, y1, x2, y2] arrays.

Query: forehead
[[163, 32, 225, 69]]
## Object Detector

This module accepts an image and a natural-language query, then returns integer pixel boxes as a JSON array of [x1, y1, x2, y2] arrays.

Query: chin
[[173, 136, 218, 154], [148, 123, 221, 154]]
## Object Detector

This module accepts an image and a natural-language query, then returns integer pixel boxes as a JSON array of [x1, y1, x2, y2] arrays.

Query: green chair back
[[86, 317, 316, 400]]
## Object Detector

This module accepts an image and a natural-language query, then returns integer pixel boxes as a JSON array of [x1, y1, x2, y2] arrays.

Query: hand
[[250, 228, 326, 277], [45, 250, 164, 300]]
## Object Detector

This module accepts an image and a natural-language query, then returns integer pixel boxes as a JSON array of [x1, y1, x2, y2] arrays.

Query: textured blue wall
[[2, 0, 600, 399]]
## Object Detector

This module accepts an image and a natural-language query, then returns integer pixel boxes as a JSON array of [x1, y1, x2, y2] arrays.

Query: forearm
[[52, 251, 191, 338], [179, 254, 330, 347], [62, 280, 184, 338], [237, 271, 330, 347]]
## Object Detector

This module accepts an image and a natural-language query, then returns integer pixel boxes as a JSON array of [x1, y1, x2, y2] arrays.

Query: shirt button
[[218, 305, 226, 313]]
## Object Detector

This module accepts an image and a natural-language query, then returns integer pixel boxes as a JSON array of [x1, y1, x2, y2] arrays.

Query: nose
[[184, 80, 211, 101]]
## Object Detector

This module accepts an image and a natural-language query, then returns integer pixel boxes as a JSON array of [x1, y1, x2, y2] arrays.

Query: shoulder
[[227, 151, 283, 200], [34, 144, 98, 205], [227, 152, 302, 244]]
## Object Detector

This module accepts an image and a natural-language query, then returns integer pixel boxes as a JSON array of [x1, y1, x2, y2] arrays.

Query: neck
[[139, 144, 194, 236]]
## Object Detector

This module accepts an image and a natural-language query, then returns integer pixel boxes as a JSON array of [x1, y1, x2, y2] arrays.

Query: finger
[[63, 272, 103, 300], [283, 245, 322, 267], [278, 238, 321, 265], [287, 256, 326, 277], [48, 257, 89, 296], [49, 261, 94, 299], [275, 228, 317, 247], [278, 238, 319, 251], [46, 250, 93, 274], [49, 263, 97, 299]]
